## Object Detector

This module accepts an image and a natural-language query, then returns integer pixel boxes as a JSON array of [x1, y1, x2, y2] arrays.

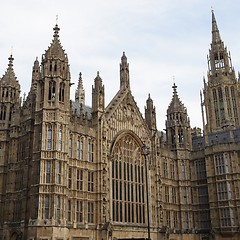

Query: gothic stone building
[[0, 11, 240, 240]]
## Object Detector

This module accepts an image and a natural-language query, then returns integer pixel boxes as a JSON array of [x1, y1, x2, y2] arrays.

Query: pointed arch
[[59, 82, 65, 102], [110, 130, 147, 224], [48, 80, 56, 100]]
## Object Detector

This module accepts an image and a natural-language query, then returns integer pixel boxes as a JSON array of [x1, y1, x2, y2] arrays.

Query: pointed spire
[[1, 54, 19, 88], [43, 22, 66, 61], [212, 10, 221, 44], [167, 83, 186, 113], [208, 10, 234, 78], [75, 72, 85, 105]]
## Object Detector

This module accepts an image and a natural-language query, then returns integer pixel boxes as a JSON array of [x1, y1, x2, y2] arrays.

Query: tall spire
[[168, 83, 183, 110], [203, 11, 240, 133], [208, 10, 233, 77], [75, 72, 85, 105], [211, 10, 221, 44]]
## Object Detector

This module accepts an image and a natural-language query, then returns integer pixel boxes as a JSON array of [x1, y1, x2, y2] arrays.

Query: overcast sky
[[1, 0, 240, 131]]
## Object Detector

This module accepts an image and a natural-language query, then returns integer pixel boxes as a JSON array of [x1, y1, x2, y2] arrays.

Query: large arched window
[[111, 133, 146, 224]]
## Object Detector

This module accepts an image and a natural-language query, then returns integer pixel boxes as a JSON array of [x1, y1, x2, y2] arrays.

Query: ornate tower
[[0, 55, 21, 225], [201, 12, 240, 237], [203, 11, 240, 133], [165, 84, 193, 231], [36, 24, 71, 111], [31, 23, 72, 226], [166, 83, 191, 149]]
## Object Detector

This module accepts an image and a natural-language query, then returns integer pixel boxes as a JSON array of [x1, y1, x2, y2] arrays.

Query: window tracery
[[112, 133, 146, 224]]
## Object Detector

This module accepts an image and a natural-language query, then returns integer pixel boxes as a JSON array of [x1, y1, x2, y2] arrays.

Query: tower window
[[57, 161, 61, 184], [59, 82, 65, 102], [56, 195, 60, 221], [58, 127, 62, 151], [87, 140, 94, 162], [68, 199, 71, 222], [47, 127, 52, 150], [0, 105, 6, 120], [68, 167, 72, 189], [69, 137, 73, 158], [44, 195, 50, 219], [48, 81, 56, 100], [231, 86, 239, 125], [178, 128, 184, 143], [214, 52, 224, 69], [77, 137, 83, 160], [46, 160, 51, 183]]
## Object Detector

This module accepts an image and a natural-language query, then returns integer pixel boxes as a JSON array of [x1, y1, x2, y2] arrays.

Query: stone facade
[[0, 11, 240, 240]]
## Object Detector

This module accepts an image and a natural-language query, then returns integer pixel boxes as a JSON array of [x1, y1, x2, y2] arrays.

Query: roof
[[71, 101, 92, 120]]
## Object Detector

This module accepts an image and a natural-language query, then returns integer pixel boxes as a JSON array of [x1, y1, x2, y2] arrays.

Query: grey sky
[[1, 0, 240, 130]]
